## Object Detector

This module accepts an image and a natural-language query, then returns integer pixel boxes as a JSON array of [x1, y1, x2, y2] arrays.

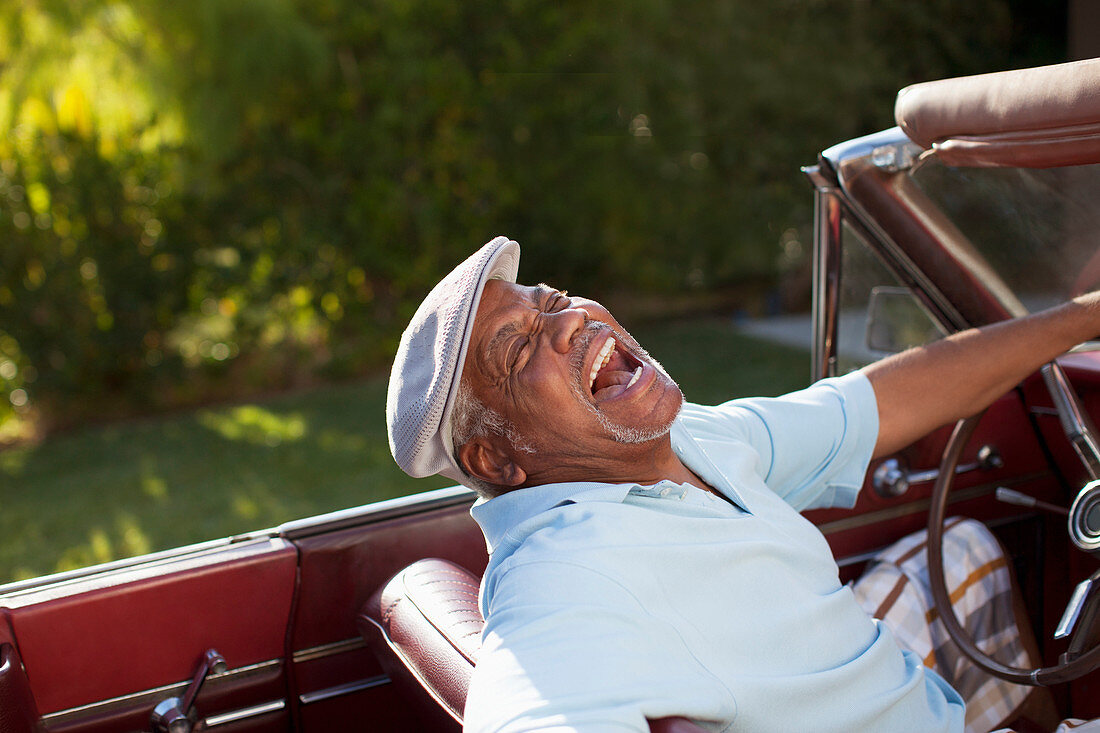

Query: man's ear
[[457, 437, 527, 488]]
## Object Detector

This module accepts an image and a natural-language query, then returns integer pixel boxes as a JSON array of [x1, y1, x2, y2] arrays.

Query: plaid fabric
[[851, 517, 1031, 733], [1052, 720, 1100, 731]]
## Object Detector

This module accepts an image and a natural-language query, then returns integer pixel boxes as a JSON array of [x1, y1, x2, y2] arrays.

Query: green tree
[[0, 0, 1061, 435]]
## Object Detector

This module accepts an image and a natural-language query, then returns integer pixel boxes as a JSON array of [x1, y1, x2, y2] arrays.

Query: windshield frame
[[806, 126, 1100, 379]]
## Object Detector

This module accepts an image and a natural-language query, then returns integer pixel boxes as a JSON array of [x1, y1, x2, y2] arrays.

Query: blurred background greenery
[[0, 0, 1065, 436], [0, 0, 1067, 579]]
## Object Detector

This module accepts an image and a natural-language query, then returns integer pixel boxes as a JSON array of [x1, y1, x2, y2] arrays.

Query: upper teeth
[[588, 337, 616, 390]]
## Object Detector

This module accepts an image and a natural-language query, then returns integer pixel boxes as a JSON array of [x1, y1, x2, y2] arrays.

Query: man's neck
[[520, 433, 713, 493]]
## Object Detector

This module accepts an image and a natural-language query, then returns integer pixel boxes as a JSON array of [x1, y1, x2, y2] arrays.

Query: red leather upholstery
[[358, 558, 482, 728], [359, 558, 707, 733], [7, 539, 296, 716], [0, 642, 43, 733]]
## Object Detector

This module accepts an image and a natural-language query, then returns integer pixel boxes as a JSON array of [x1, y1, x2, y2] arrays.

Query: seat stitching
[[416, 577, 481, 593], [413, 567, 477, 580], [436, 589, 480, 599], [381, 597, 403, 626]]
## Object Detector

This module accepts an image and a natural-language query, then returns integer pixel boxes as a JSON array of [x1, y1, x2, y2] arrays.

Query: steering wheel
[[927, 361, 1100, 685]]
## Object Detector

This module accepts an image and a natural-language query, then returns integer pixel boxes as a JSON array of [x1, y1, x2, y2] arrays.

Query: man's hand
[[864, 291, 1100, 458]]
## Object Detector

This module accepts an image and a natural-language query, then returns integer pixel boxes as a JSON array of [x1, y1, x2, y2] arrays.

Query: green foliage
[[0, 0, 1062, 430]]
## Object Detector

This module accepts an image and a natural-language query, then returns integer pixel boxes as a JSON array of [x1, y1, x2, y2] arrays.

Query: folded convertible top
[[895, 58, 1100, 168]]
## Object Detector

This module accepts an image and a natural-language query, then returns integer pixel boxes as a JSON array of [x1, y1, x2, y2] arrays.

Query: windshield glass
[[908, 159, 1100, 314]]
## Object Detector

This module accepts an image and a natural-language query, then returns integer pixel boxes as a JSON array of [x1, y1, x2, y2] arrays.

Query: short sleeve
[[465, 561, 735, 732], [677, 371, 878, 511]]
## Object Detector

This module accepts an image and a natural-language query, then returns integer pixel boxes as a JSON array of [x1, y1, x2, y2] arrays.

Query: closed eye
[[504, 289, 573, 375], [507, 336, 529, 370], [548, 290, 570, 312]]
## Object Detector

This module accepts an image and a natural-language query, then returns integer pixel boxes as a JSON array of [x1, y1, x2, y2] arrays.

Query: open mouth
[[586, 335, 644, 402]]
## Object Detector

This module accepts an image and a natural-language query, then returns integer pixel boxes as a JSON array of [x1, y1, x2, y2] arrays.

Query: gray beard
[[568, 321, 683, 444]]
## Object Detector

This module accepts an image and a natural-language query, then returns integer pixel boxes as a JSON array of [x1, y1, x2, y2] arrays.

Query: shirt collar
[[670, 417, 750, 510], [471, 481, 636, 553]]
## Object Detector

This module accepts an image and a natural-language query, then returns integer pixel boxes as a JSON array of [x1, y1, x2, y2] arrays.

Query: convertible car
[[2, 59, 1100, 733]]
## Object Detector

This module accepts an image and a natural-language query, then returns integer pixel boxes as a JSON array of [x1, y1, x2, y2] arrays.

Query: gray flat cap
[[386, 236, 521, 485]]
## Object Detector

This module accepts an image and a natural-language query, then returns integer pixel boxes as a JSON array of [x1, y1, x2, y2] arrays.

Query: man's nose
[[547, 307, 588, 353]]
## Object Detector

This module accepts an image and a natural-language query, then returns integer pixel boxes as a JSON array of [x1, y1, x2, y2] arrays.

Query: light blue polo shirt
[[464, 371, 964, 733]]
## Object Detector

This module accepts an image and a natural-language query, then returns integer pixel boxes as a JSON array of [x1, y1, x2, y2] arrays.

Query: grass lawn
[[0, 318, 809, 582]]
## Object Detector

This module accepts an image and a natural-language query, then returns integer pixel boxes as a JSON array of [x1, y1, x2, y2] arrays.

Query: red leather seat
[[358, 558, 706, 733], [359, 558, 481, 730]]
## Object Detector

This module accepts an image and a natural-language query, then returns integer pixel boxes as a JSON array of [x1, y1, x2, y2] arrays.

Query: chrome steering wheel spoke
[[1041, 362, 1100, 481]]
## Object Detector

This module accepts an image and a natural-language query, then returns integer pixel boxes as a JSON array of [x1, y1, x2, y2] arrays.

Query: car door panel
[[1, 537, 297, 732], [283, 489, 484, 730]]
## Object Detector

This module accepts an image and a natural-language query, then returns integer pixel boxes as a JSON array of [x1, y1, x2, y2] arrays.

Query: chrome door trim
[[278, 485, 475, 539], [810, 182, 843, 380], [40, 659, 281, 727], [204, 699, 286, 727], [298, 675, 390, 705], [0, 534, 281, 599], [292, 636, 367, 664]]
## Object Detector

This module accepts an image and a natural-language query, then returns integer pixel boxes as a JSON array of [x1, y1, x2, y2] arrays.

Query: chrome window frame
[[804, 128, 976, 380]]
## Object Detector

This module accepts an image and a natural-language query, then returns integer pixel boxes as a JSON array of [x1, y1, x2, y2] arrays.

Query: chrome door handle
[[873, 445, 1002, 498], [151, 649, 226, 733]]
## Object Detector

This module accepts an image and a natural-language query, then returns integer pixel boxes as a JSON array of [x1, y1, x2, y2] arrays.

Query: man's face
[[459, 278, 684, 486]]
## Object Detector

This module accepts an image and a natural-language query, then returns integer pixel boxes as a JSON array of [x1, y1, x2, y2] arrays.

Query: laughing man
[[387, 237, 1100, 732]]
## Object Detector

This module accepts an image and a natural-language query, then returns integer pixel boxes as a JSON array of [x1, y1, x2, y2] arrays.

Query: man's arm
[[864, 291, 1100, 458]]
